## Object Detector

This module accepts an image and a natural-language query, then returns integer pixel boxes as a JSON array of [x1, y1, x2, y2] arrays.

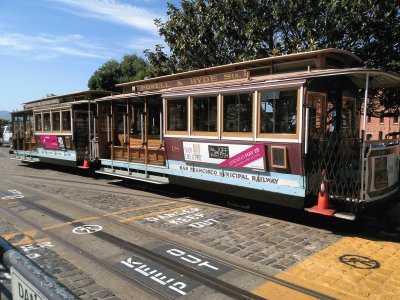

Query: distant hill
[[0, 111, 11, 120]]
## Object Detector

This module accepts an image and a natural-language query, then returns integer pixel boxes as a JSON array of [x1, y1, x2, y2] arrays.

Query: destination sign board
[[135, 70, 247, 92], [11, 267, 47, 300]]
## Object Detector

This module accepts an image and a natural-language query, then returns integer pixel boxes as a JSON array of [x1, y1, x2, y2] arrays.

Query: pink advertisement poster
[[219, 144, 264, 168], [39, 135, 61, 149], [183, 141, 265, 170]]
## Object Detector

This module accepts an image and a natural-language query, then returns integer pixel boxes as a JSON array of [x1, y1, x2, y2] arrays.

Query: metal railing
[[0, 237, 77, 300]]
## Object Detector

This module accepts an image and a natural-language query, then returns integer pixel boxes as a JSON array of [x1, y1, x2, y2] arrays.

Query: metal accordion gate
[[305, 92, 362, 213]]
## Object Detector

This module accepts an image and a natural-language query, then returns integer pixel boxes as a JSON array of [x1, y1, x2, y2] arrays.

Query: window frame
[[42, 111, 51, 132], [34, 113, 42, 132], [165, 98, 189, 135], [257, 88, 300, 139], [61, 110, 72, 132], [190, 95, 219, 137], [221, 92, 254, 138], [52, 110, 61, 132]]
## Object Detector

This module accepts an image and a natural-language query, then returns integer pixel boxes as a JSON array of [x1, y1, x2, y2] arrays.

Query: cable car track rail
[[0, 184, 336, 300]]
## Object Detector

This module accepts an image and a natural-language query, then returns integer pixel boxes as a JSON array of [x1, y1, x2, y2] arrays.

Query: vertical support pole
[[88, 99, 91, 161], [188, 96, 191, 137], [159, 111, 163, 147], [218, 94, 222, 140], [144, 98, 148, 177], [253, 91, 258, 141], [140, 114, 144, 144], [123, 114, 126, 144], [107, 113, 110, 143], [111, 103, 114, 161], [360, 73, 370, 200], [127, 100, 131, 163]]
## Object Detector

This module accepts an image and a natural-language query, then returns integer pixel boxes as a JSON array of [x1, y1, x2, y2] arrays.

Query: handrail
[[0, 236, 77, 300]]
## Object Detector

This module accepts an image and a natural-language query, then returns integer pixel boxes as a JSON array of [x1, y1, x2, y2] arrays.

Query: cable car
[[95, 49, 400, 219], [11, 91, 114, 167]]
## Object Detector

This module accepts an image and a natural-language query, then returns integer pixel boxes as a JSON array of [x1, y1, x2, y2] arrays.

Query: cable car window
[[62, 111, 71, 131], [116, 104, 126, 133], [167, 99, 187, 132], [52, 111, 60, 131], [192, 96, 217, 132], [223, 93, 253, 133], [43, 113, 51, 131], [35, 114, 42, 131], [100, 104, 110, 132], [26, 115, 33, 138], [259, 90, 297, 134]]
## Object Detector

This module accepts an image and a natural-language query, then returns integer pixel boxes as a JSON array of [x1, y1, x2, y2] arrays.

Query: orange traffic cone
[[78, 159, 90, 169], [308, 180, 336, 216]]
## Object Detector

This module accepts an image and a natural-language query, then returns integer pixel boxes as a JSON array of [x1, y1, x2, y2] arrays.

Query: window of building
[[259, 90, 298, 135], [378, 131, 383, 140], [52, 111, 60, 131], [379, 116, 384, 124], [62, 111, 71, 131], [35, 114, 42, 131], [166, 99, 187, 132], [367, 115, 371, 124], [192, 96, 217, 134], [394, 115, 399, 124], [223, 93, 253, 134], [366, 134, 372, 140]]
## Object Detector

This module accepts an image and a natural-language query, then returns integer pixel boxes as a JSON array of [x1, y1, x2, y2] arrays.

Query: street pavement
[[0, 146, 399, 299]]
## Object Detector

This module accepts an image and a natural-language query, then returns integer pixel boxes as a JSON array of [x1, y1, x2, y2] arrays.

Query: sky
[[0, 0, 177, 112]]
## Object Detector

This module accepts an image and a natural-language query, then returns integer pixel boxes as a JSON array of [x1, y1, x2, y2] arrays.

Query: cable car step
[[96, 168, 169, 185], [11, 156, 40, 163]]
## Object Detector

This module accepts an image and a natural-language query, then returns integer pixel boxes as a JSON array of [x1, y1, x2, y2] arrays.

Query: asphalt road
[[1, 146, 399, 299]]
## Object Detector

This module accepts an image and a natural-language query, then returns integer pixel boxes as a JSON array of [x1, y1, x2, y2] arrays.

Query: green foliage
[[144, 0, 400, 108], [88, 54, 149, 91], [119, 54, 149, 83], [88, 59, 121, 92], [145, 0, 400, 75], [146, 0, 278, 75], [0, 119, 9, 128]]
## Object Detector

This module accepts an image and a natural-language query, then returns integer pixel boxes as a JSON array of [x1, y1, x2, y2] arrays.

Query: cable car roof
[[117, 48, 362, 88]]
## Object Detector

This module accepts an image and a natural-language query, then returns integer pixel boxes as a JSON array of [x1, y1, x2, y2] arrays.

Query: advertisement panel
[[39, 135, 66, 150], [182, 141, 265, 170]]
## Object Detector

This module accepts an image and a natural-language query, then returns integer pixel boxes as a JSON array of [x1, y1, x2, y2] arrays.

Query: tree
[[145, 0, 278, 75], [88, 59, 121, 92], [145, 0, 400, 108], [119, 54, 149, 83], [88, 54, 150, 91]]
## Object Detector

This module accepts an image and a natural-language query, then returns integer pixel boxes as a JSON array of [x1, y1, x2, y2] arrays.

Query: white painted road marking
[[72, 225, 102, 234]]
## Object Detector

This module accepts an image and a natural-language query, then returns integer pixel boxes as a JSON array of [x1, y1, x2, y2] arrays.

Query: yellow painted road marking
[[1, 230, 49, 247], [13, 237, 49, 247], [252, 281, 318, 300], [103, 201, 177, 216], [252, 236, 400, 299], [120, 205, 194, 223], [42, 202, 188, 230], [42, 221, 73, 231], [42, 216, 101, 230]]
